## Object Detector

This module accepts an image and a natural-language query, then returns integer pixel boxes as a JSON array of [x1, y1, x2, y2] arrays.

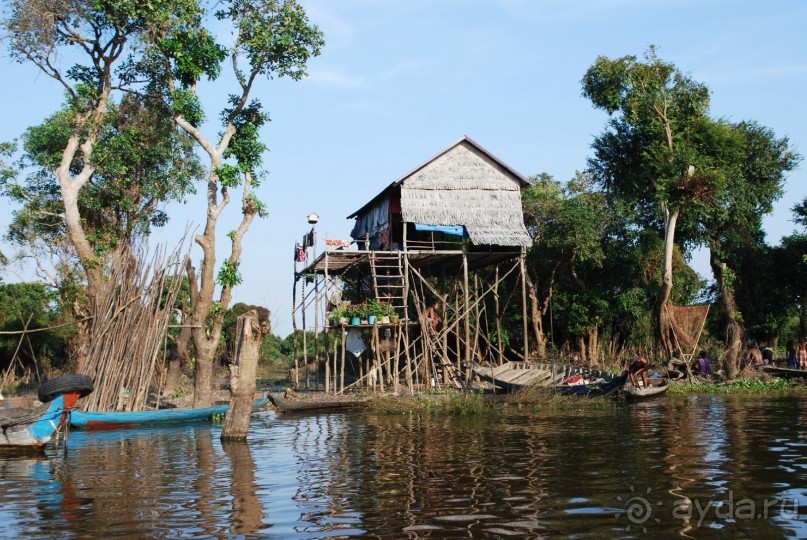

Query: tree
[[781, 199, 807, 338], [3, 0, 203, 369], [697, 121, 799, 375], [583, 46, 712, 357], [151, 0, 323, 406], [0, 282, 69, 377]]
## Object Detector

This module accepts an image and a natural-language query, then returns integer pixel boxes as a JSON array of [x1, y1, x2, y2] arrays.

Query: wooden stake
[[222, 311, 262, 441]]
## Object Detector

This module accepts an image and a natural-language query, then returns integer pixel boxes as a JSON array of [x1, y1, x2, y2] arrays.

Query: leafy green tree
[[583, 48, 799, 375], [523, 171, 703, 363], [4, 0, 199, 302], [3, 0, 204, 370], [149, 0, 323, 406], [2, 96, 200, 272], [779, 199, 807, 339], [582, 46, 713, 356], [692, 120, 799, 374]]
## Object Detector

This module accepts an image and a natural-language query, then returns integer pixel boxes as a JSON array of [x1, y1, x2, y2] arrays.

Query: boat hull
[[69, 397, 269, 430], [623, 379, 670, 399], [0, 394, 71, 447], [268, 393, 365, 413], [556, 372, 628, 397], [473, 361, 619, 393]]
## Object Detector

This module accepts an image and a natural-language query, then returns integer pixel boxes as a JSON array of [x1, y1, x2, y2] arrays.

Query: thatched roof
[[349, 136, 532, 247]]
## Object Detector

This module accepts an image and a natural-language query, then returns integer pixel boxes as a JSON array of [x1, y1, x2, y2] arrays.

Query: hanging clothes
[[295, 243, 306, 262], [346, 329, 366, 358]]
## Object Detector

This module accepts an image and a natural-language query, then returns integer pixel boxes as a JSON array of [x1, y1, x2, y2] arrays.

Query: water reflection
[[1, 399, 807, 537]]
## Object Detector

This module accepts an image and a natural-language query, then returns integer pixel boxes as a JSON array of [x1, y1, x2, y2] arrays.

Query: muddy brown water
[[2, 395, 807, 538]]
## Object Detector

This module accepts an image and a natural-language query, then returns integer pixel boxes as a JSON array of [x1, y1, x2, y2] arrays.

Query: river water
[[2, 395, 807, 538]]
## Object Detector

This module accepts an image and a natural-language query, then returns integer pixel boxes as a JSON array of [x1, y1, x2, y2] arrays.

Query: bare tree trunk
[[577, 336, 587, 364], [656, 205, 680, 357], [525, 272, 547, 359], [587, 326, 599, 365], [164, 324, 192, 395], [710, 247, 744, 379]]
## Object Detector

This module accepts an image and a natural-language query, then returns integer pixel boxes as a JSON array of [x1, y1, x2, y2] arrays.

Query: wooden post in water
[[222, 310, 262, 441]]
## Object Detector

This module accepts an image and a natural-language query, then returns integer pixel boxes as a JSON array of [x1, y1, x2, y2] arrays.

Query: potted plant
[[377, 300, 395, 324], [345, 303, 362, 326], [329, 302, 350, 326]]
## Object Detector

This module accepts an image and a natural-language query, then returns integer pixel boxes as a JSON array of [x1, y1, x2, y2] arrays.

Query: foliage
[[0, 282, 71, 373], [145, 0, 323, 406], [2, 96, 201, 260], [667, 377, 795, 394]]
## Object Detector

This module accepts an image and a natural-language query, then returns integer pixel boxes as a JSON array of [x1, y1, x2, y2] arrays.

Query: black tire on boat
[[38, 374, 94, 403]]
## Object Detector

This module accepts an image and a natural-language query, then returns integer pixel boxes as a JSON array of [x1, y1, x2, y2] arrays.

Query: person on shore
[[798, 340, 807, 370], [628, 356, 649, 388], [666, 349, 687, 380], [694, 351, 712, 376], [761, 342, 774, 367], [787, 341, 798, 370], [746, 343, 763, 367], [424, 301, 441, 332]]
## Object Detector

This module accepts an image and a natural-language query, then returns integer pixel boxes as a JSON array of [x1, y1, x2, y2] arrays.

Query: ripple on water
[[2, 396, 807, 537]]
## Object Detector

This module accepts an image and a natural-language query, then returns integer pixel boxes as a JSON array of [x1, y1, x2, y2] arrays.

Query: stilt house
[[293, 136, 535, 394]]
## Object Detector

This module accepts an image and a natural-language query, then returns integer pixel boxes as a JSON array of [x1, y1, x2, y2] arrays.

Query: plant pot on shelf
[[350, 317, 361, 326], [390, 314, 400, 324], [368, 315, 377, 325], [339, 317, 348, 325], [360, 319, 369, 325], [381, 316, 390, 324]]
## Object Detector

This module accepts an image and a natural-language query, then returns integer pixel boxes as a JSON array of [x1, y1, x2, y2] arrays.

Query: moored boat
[[622, 378, 670, 399], [472, 361, 617, 392], [69, 396, 269, 430], [556, 372, 628, 397], [0, 374, 94, 448], [762, 365, 807, 379], [268, 392, 367, 413]]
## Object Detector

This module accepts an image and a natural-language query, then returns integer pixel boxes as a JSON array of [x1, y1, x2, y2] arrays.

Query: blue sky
[[1, 0, 805, 336]]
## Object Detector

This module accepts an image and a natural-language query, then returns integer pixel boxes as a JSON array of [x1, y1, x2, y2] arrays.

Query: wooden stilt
[[340, 325, 346, 393], [521, 247, 529, 362]]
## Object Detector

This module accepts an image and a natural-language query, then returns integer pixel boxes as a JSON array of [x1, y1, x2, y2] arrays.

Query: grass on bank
[[366, 388, 616, 416], [668, 377, 807, 395]]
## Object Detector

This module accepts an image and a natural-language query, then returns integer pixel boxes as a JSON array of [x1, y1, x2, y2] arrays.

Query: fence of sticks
[[78, 240, 189, 412]]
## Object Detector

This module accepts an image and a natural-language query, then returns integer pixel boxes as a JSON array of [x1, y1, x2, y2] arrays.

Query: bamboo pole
[[521, 247, 529, 362], [340, 324, 346, 393], [301, 273, 308, 389], [463, 246, 470, 381], [393, 323, 400, 393], [495, 266, 503, 365]]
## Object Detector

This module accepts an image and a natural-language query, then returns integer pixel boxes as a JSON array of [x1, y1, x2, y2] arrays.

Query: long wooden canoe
[[69, 397, 268, 430], [473, 361, 619, 392], [762, 366, 807, 379], [268, 392, 366, 413]]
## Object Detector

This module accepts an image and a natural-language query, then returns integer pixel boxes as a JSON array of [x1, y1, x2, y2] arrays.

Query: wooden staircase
[[369, 251, 406, 312]]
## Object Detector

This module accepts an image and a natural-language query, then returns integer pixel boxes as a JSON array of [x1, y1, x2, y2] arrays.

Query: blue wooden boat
[[69, 397, 269, 430], [0, 395, 74, 448], [1, 374, 94, 448]]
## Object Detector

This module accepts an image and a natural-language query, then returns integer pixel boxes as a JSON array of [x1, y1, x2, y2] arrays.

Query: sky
[[0, 0, 805, 337]]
